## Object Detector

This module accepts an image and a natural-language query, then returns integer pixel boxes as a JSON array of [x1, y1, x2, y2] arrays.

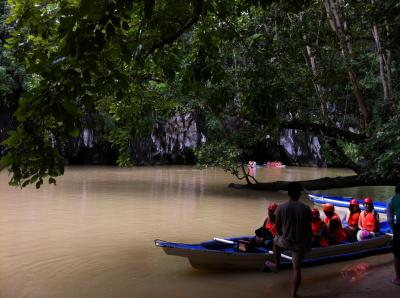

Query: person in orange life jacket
[[357, 197, 380, 241], [323, 203, 346, 245], [254, 202, 278, 248], [344, 199, 361, 242], [311, 208, 329, 247], [264, 203, 278, 236]]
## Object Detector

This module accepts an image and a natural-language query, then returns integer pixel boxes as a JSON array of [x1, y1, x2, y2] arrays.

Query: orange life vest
[[264, 218, 277, 237], [359, 211, 377, 232], [324, 213, 346, 243], [312, 219, 329, 247], [347, 211, 360, 228]]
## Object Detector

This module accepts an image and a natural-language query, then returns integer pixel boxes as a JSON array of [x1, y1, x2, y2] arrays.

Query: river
[[0, 166, 394, 298]]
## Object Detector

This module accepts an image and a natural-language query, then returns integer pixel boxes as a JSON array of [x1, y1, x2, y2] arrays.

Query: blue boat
[[155, 222, 393, 270], [308, 193, 387, 214]]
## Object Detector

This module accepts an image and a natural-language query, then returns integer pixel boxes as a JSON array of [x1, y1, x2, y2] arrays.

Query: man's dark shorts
[[393, 224, 400, 258], [274, 235, 306, 269]]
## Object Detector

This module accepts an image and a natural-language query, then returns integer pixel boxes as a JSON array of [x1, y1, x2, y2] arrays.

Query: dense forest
[[1, 0, 400, 189]]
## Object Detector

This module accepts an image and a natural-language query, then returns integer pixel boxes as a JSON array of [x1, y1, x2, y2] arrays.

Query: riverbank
[[291, 254, 399, 298], [336, 261, 399, 298]]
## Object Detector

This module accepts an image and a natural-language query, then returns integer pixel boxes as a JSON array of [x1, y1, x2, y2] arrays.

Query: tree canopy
[[1, 0, 400, 189]]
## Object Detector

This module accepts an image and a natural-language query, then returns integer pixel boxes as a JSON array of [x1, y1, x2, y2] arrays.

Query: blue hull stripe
[[308, 193, 387, 213]]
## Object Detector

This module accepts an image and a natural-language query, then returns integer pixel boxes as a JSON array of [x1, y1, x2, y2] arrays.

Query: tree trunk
[[372, 23, 394, 109], [303, 43, 363, 174], [373, 25, 389, 100], [304, 44, 331, 125], [324, 0, 370, 130], [229, 174, 398, 191], [386, 48, 393, 100]]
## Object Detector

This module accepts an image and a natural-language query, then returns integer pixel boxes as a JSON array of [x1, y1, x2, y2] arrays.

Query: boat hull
[[308, 193, 387, 213], [155, 233, 392, 270]]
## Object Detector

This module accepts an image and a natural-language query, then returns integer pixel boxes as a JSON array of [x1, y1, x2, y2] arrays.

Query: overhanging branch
[[280, 119, 368, 143], [143, 0, 203, 59], [229, 175, 398, 191]]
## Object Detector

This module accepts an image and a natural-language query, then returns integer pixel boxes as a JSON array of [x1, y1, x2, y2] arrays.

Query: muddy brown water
[[0, 166, 394, 297]]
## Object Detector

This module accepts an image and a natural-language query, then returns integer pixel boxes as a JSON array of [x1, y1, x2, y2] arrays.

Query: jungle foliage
[[1, 0, 400, 188]]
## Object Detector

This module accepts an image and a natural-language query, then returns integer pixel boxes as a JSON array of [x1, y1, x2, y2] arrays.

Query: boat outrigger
[[308, 193, 387, 214], [155, 222, 393, 271]]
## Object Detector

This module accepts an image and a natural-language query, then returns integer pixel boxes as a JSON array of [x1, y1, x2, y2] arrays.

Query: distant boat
[[248, 161, 256, 168], [265, 161, 286, 168], [155, 222, 392, 270], [246, 161, 263, 168], [245, 161, 286, 168], [308, 193, 387, 214]]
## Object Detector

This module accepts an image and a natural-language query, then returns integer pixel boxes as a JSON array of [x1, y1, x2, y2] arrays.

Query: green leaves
[[1, 125, 64, 188], [2, 0, 400, 189], [195, 141, 242, 176], [363, 112, 400, 178]]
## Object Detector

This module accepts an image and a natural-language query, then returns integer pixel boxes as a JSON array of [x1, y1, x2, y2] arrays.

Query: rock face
[[64, 113, 206, 165], [141, 116, 324, 166], [1, 111, 324, 166], [279, 129, 325, 167], [62, 128, 118, 165], [136, 113, 205, 164]]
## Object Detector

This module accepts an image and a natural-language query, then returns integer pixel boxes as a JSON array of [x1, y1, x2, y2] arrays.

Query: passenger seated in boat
[[311, 208, 329, 247], [344, 199, 361, 242], [323, 203, 346, 245], [254, 202, 278, 249], [357, 197, 380, 241]]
